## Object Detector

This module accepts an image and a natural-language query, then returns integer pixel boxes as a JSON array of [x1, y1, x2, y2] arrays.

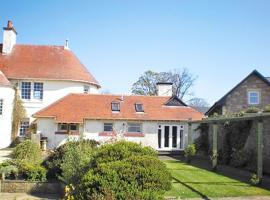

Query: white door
[[158, 125, 184, 150]]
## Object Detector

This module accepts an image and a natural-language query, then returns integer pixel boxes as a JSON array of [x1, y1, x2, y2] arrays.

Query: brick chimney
[[156, 82, 173, 96], [2, 20, 17, 54]]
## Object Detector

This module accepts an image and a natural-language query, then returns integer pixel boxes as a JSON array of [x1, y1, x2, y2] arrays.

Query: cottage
[[206, 70, 270, 116], [0, 21, 100, 148], [33, 85, 203, 150]]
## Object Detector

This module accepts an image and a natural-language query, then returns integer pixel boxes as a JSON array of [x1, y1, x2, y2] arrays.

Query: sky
[[1, 0, 270, 105]]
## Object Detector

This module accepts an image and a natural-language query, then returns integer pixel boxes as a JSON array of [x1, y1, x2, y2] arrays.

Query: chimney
[[2, 20, 17, 54], [156, 82, 173, 96], [64, 39, 69, 50]]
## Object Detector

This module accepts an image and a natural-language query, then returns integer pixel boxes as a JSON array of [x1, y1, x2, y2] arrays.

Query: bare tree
[[188, 97, 209, 107], [131, 68, 196, 100]]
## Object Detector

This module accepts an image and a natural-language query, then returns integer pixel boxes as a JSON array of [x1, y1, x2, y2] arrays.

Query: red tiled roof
[[0, 70, 11, 86], [33, 94, 204, 123], [0, 44, 100, 87]]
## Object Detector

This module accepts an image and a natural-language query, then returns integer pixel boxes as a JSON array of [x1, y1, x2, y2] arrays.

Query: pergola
[[188, 113, 270, 182]]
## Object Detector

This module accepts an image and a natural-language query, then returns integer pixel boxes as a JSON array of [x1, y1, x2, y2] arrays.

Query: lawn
[[164, 159, 270, 198]]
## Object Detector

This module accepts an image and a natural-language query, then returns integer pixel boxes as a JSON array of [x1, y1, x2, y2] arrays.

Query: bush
[[250, 173, 260, 185], [0, 161, 18, 180], [245, 107, 260, 113], [263, 105, 270, 113], [230, 149, 253, 168], [44, 139, 99, 181], [92, 141, 157, 166], [184, 144, 196, 163], [73, 154, 171, 199], [11, 140, 42, 164], [18, 162, 47, 181]]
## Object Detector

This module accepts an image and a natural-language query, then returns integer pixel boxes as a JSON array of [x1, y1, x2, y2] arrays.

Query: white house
[[33, 85, 203, 151], [0, 21, 100, 148]]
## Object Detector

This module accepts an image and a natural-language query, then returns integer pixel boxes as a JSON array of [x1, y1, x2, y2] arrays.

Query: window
[[248, 91, 260, 105], [34, 82, 43, 100], [19, 119, 29, 136], [0, 99, 3, 116], [135, 103, 144, 112], [127, 123, 142, 133], [111, 102, 120, 111], [58, 123, 68, 131], [69, 124, 78, 131], [84, 85, 90, 94], [104, 123, 113, 132], [21, 82, 31, 99], [58, 123, 78, 131]]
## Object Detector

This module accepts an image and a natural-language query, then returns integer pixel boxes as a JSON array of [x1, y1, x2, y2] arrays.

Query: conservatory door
[[158, 125, 184, 150]]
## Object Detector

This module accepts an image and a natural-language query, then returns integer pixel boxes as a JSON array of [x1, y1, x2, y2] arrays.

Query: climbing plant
[[11, 87, 26, 141], [194, 123, 209, 154]]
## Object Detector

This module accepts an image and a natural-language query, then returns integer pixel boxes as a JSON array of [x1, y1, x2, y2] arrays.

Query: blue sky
[[1, 0, 270, 104]]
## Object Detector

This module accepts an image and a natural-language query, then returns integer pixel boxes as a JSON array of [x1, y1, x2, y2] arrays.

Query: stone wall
[[0, 180, 63, 195], [224, 74, 270, 113]]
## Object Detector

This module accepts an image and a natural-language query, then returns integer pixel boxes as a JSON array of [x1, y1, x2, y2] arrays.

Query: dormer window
[[111, 102, 120, 111], [135, 103, 144, 112]]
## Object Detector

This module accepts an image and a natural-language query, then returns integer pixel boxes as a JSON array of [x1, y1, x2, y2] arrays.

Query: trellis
[[188, 113, 270, 182]]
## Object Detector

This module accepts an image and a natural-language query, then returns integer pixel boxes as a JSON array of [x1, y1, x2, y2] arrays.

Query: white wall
[[0, 86, 15, 148], [36, 118, 189, 150], [10, 79, 99, 122]]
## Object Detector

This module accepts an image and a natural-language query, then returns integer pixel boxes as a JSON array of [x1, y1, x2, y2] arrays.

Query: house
[[0, 21, 100, 148], [33, 83, 203, 150], [206, 70, 270, 116]]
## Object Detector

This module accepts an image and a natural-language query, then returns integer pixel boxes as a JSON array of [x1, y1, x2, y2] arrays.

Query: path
[[0, 149, 12, 163]]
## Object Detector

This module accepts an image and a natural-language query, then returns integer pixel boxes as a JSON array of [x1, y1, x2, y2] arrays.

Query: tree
[[188, 97, 209, 107], [131, 68, 196, 100]]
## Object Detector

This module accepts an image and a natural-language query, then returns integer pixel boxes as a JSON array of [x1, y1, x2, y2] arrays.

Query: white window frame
[[0, 99, 3, 116], [21, 82, 31, 100], [248, 91, 260, 105], [19, 118, 30, 137], [111, 102, 120, 112], [127, 123, 142, 133], [69, 123, 79, 131], [33, 82, 43, 100], [135, 103, 144, 112]]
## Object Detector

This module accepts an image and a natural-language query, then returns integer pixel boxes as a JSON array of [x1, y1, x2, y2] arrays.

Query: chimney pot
[[7, 20, 13, 29]]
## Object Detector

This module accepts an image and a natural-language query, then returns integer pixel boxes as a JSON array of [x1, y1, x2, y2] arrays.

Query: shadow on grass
[[172, 177, 210, 200]]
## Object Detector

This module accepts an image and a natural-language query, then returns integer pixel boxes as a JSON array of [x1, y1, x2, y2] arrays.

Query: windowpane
[[111, 102, 120, 111], [34, 82, 43, 100], [84, 85, 90, 94], [0, 99, 3, 115], [19, 119, 29, 136], [248, 91, 260, 105], [135, 103, 144, 112], [58, 123, 68, 131], [104, 123, 113, 132], [70, 124, 78, 131], [128, 123, 141, 133], [21, 82, 31, 100]]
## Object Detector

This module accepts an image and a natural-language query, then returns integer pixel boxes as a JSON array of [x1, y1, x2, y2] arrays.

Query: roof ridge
[[15, 44, 64, 48], [70, 93, 171, 98]]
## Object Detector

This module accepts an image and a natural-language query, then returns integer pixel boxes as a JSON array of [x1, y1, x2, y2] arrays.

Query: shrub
[[18, 162, 47, 181], [245, 107, 260, 113], [0, 161, 18, 180], [263, 105, 270, 113], [92, 141, 157, 166], [73, 154, 171, 200], [44, 139, 99, 181], [194, 123, 209, 154], [250, 173, 260, 185], [11, 140, 42, 164], [184, 144, 196, 163], [230, 149, 253, 168]]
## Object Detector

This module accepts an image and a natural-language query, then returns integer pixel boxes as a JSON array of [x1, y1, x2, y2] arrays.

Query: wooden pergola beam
[[212, 123, 218, 171]]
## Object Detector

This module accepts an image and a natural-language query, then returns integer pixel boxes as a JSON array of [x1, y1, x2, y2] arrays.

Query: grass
[[164, 159, 270, 198]]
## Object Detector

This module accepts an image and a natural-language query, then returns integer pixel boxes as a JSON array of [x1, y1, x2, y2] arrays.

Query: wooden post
[[188, 122, 192, 145], [257, 119, 263, 181], [212, 123, 218, 170]]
